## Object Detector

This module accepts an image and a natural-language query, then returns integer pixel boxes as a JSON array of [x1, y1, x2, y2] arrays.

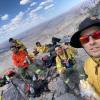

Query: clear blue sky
[[0, 0, 82, 43]]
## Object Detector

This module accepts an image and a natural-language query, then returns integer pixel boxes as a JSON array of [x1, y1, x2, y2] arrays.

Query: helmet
[[4, 70, 16, 77]]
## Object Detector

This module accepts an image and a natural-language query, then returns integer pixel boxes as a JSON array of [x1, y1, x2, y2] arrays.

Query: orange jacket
[[12, 50, 33, 68]]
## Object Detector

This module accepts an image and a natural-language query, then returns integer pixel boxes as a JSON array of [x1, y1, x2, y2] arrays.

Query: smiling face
[[81, 26, 100, 58], [55, 47, 63, 55]]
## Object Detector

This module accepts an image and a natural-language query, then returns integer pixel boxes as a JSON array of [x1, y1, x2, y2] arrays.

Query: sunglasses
[[79, 30, 100, 44]]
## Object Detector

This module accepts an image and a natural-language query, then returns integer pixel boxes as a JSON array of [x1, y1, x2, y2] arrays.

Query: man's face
[[61, 43, 68, 49], [55, 47, 63, 55], [11, 47, 18, 53], [36, 43, 41, 47], [81, 26, 100, 58]]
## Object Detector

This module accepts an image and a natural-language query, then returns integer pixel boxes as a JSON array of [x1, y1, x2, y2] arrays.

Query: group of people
[[9, 37, 77, 75], [2, 16, 100, 100]]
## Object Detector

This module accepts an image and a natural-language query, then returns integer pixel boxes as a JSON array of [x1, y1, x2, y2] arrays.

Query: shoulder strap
[[64, 49, 68, 59], [58, 55, 62, 61], [58, 49, 68, 61]]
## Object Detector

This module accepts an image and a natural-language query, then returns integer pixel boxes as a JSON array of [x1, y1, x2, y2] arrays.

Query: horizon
[[0, 0, 99, 44], [0, 0, 84, 44]]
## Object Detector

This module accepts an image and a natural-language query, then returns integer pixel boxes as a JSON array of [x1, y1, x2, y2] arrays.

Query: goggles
[[79, 30, 100, 44]]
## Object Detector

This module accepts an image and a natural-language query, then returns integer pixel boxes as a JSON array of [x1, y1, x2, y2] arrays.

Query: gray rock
[[48, 77, 67, 98], [55, 93, 77, 100], [2, 83, 25, 100]]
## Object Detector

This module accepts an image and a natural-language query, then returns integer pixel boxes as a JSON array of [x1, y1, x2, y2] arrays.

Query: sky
[[0, 0, 83, 43]]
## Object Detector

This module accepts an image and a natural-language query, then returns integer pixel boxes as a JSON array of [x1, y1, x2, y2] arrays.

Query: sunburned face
[[81, 26, 100, 58], [55, 47, 63, 55], [36, 43, 41, 47], [61, 43, 68, 49]]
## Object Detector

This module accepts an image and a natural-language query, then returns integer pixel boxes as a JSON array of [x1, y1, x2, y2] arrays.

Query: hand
[[85, 95, 94, 100], [63, 59, 68, 63]]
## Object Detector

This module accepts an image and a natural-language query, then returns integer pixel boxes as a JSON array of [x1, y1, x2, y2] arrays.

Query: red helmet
[[4, 70, 16, 77]]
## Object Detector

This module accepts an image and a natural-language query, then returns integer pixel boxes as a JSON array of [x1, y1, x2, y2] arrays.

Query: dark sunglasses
[[79, 30, 100, 44]]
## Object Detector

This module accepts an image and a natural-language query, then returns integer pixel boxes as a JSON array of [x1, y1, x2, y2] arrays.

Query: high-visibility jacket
[[56, 47, 77, 74], [12, 50, 33, 68], [84, 57, 100, 95], [36, 45, 48, 53], [10, 39, 26, 51], [15, 39, 27, 51], [66, 47, 76, 59], [56, 52, 67, 74]]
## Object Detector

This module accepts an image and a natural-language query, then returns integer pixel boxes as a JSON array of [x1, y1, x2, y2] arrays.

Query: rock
[[48, 77, 67, 97], [55, 93, 77, 100], [2, 83, 25, 100]]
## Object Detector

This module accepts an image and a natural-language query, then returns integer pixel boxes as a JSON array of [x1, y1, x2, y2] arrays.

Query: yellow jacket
[[28, 52, 36, 60], [84, 57, 100, 95], [67, 47, 76, 59], [15, 39, 26, 51], [36, 45, 48, 53], [56, 48, 74, 74], [56, 52, 67, 74]]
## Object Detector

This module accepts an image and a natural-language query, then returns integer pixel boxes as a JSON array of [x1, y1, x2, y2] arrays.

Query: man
[[55, 46, 76, 74], [55, 46, 67, 74], [35, 42, 48, 53], [10, 46, 33, 68], [70, 17, 100, 99], [55, 46, 80, 96], [9, 38, 27, 52], [10, 46, 33, 78]]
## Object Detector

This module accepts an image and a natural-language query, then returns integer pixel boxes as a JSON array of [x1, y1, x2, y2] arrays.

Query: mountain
[[0, 0, 100, 52]]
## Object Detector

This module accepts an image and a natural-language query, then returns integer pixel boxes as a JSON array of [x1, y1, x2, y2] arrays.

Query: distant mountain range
[[0, 0, 100, 53]]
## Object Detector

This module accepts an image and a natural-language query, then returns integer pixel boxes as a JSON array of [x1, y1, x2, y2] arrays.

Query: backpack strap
[[58, 49, 68, 61], [63, 49, 68, 59]]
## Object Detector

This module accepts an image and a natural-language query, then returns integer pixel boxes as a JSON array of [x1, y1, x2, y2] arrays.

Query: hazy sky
[[0, 0, 82, 43]]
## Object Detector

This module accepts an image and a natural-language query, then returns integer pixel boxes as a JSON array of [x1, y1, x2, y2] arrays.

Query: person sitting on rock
[[35, 42, 48, 53], [10, 46, 34, 78], [55, 45, 77, 73], [9, 38, 27, 52], [55, 46, 67, 75]]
